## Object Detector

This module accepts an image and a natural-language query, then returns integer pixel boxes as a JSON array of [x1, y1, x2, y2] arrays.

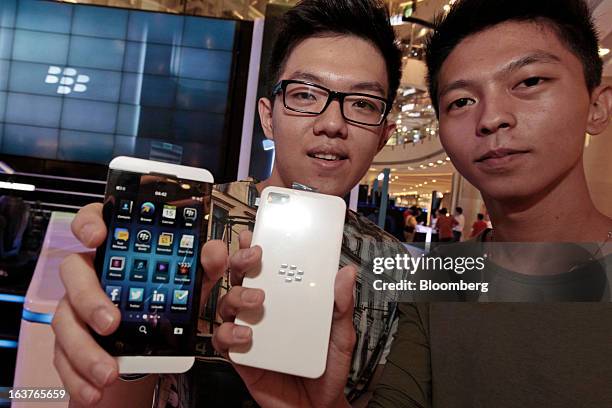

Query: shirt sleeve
[[369, 303, 431, 408]]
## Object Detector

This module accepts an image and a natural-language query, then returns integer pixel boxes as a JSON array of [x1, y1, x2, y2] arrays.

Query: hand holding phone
[[93, 157, 213, 374], [229, 186, 347, 378], [212, 229, 357, 408], [53, 205, 237, 405]]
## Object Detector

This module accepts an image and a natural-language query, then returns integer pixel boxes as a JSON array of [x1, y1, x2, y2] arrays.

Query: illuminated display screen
[[0, 0, 239, 172]]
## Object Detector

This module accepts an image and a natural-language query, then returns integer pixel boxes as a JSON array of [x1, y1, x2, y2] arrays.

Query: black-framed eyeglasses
[[272, 80, 390, 126]]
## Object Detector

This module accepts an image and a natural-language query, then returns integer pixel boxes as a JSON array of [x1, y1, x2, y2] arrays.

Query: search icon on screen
[[138, 325, 148, 334]]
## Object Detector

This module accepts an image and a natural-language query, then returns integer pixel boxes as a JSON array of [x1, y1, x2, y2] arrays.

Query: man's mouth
[[475, 148, 530, 163], [308, 152, 346, 162]]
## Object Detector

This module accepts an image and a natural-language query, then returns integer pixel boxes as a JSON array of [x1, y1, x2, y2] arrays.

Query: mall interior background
[[0, 0, 610, 402]]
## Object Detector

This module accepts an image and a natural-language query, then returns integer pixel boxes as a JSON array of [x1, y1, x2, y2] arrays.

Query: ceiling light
[[599, 48, 610, 57]]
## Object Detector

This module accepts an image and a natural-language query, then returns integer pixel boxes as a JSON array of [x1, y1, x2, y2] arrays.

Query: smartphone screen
[[95, 168, 212, 356]]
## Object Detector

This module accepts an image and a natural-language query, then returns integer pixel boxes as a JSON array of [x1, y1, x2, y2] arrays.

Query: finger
[[229, 245, 262, 287], [200, 239, 229, 296], [52, 299, 119, 389], [211, 322, 252, 356], [333, 265, 357, 318], [54, 344, 102, 406], [330, 265, 358, 353], [59, 253, 121, 335], [217, 286, 265, 322], [71, 203, 107, 248], [238, 230, 253, 250]]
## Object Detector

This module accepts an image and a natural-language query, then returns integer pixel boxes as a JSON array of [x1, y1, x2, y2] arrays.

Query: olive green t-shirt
[[371, 302, 612, 407]]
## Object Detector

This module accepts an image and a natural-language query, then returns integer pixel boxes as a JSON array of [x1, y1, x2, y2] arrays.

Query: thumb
[[330, 265, 357, 353]]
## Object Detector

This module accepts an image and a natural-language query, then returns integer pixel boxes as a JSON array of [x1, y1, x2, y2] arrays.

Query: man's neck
[[255, 169, 286, 194], [484, 164, 611, 242]]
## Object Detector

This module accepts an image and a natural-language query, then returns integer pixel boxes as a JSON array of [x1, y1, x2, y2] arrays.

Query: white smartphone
[[229, 186, 346, 378], [94, 156, 214, 374]]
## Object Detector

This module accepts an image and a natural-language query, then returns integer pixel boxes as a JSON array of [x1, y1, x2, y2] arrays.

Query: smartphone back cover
[[229, 186, 346, 378]]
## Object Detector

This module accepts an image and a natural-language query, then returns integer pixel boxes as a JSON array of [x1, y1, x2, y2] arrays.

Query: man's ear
[[586, 84, 612, 136], [258, 97, 275, 141], [377, 121, 396, 152]]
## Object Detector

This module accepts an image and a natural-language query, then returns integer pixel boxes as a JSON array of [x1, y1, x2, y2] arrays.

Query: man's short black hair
[[455, 207, 463, 214], [439, 208, 448, 215], [477, 213, 485, 220], [425, 0, 603, 116], [269, 0, 402, 105]]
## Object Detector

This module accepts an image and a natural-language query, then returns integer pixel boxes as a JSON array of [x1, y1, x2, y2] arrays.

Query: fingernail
[[92, 362, 115, 387], [81, 223, 95, 244], [233, 326, 251, 340], [241, 289, 262, 304], [80, 386, 100, 405], [93, 307, 114, 332]]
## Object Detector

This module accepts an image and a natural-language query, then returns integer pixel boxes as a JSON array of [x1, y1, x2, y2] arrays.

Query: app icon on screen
[[137, 230, 151, 243], [158, 232, 174, 247], [183, 207, 197, 222], [178, 262, 190, 275], [133, 259, 148, 273], [161, 204, 177, 226], [151, 289, 166, 304], [118, 200, 133, 218], [109, 256, 125, 271], [149, 289, 167, 311], [105, 286, 122, 304], [156, 261, 169, 274], [177, 262, 191, 275], [174, 262, 192, 284], [173, 290, 189, 305], [140, 202, 155, 218], [114, 228, 129, 242], [129, 288, 144, 303], [180, 234, 194, 249], [163, 204, 177, 220]]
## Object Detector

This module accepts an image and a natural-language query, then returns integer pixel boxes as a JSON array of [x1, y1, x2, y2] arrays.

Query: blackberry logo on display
[[277, 263, 304, 283], [45, 66, 90, 95]]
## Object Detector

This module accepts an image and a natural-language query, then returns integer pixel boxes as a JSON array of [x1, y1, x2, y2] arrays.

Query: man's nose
[[476, 94, 517, 136], [313, 99, 349, 139]]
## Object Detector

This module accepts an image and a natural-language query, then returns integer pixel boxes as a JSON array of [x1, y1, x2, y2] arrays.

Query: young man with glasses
[[52, 0, 404, 406]]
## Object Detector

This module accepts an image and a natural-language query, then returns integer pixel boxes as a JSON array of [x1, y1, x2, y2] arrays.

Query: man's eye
[[518, 77, 545, 88], [294, 92, 316, 100], [353, 99, 377, 112], [448, 98, 475, 110]]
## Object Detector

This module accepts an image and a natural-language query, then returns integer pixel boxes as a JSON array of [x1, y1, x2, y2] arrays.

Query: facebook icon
[[105, 286, 122, 304]]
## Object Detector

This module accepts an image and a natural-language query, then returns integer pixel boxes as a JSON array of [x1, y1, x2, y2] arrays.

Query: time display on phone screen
[[95, 169, 212, 356]]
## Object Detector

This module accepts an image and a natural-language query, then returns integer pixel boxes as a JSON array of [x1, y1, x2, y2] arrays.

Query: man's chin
[[299, 179, 351, 198]]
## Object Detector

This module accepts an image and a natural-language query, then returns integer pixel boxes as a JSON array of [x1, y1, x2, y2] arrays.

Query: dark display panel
[[95, 169, 212, 355], [0, 0, 249, 180]]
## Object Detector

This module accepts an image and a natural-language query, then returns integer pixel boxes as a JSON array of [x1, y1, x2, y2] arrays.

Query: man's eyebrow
[[287, 71, 323, 83], [350, 82, 386, 97], [498, 51, 562, 77], [287, 71, 386, 97], [438, 79, 477, 99], [438, 51, 562, 99]]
